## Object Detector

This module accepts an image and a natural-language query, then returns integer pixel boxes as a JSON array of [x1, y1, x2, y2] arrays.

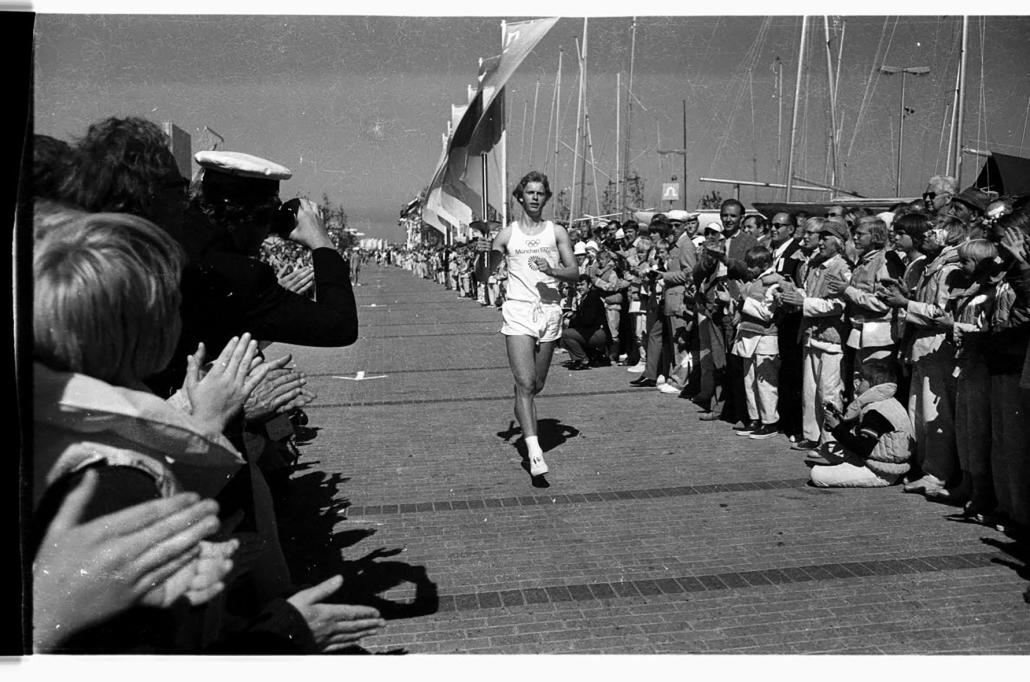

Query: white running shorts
[[500, 299, 563, 342]]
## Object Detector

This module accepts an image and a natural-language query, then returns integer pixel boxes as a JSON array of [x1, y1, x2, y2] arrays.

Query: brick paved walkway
[[271, 264, 1030, 655]]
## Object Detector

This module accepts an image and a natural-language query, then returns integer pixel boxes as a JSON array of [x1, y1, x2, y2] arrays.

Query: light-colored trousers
[[810, 450, 899, 488], [742, 353, 780, 425], [802, 346, 844, 443]]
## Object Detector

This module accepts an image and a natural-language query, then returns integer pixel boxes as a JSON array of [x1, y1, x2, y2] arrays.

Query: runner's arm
[[540, 225, 581, 283]]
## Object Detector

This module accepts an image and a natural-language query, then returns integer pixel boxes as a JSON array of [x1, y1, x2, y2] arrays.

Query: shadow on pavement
[[980, 534, 1030, 603], [274, 462, 438, 656], [496, 417, 581, 454], [498, 418, 580, 488]]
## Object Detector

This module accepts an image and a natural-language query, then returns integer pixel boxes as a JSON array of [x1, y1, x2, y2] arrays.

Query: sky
[[31, 6, 1030, 241]]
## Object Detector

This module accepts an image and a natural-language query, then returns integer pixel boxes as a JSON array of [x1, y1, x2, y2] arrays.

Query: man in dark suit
[[768, 212, 805, 441]]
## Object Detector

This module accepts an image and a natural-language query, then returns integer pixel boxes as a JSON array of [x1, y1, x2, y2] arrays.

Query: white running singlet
[[505, 220, 562, 304]]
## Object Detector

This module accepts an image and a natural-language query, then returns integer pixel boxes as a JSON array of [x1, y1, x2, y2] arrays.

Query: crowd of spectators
[[398, 182, 1030, 536], [24, 111, 1029, 650], [393, 241, 508, 307], [26, 116, 386, 653]]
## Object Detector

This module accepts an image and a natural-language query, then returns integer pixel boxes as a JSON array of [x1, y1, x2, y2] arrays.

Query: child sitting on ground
[[809, 359, 914, 487]]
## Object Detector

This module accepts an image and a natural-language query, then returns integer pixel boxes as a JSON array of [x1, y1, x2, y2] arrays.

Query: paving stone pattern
[[271, 264, 1030, 655]]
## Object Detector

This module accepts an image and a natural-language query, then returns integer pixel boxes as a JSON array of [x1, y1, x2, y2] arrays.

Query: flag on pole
[[427, 17, 558, 230]]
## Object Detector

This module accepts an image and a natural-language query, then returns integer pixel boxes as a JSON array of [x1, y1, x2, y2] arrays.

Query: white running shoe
[[626, 363, 646, 372], [657, 383, 681, 395], [528, 452, 549, 476]]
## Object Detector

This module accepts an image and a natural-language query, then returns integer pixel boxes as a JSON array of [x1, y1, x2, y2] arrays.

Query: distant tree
[[316, 192, 352, 252], [318, 192, 348, 231], [602, 179, 618, 215], [698, 189, 723, 209], [554, 188, 571, 223], [624, 172, 644, 210]]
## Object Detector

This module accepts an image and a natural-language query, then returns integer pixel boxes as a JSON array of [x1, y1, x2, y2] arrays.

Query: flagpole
[[500, 20, 508, 227]]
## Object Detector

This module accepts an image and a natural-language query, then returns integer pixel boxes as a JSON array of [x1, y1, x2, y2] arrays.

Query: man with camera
[[171, 150, 359, 380]]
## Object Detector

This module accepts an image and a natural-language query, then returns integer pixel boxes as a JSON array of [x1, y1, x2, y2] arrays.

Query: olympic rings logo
[[524, 239, 540, 247]]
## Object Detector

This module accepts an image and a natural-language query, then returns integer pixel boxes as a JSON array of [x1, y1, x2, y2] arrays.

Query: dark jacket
[[148, 210, 358, 397], [724, 229, 758, 274], [569, 288, 608, 335]]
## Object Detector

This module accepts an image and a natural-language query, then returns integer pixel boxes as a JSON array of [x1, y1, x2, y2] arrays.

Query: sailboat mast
[[572, 27, 589, 224], [1020, 94, 1030, 155], [586, 108, 600, 219], [775, 57, 783, 192], [946, 54, 960, 177], [785, 16, 808, 202], [552, 48, 562, 220], [615, 71, 621, 217], [823, 17, 839, 190], [953, 15, 969, 185], [834, 19, 845, 106], [528, 81, 540, 169], [578, 19, 590, 221], [682, 99, 688, 211], [622, 17, 637, 218], [519, 99, 528, 169]]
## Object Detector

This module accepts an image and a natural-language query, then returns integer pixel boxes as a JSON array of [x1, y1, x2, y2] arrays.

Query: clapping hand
[[287, 575, 386, 652], [243, 355, 315, 423], [825, 273, 849, 295], [877, 278, 909, 308], [33, 471, 223, 651], [185, 333, 275, 434], [778, 284, 805, 307], [1000, 226, 1028, 264], [142, 538, 238, 608]]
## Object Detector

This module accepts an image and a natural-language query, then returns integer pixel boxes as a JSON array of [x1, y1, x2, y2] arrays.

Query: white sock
[[525, 436, 542, 457]]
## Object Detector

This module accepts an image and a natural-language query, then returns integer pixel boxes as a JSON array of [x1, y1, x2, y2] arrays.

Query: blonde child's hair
[[34, 212, 185, 386]]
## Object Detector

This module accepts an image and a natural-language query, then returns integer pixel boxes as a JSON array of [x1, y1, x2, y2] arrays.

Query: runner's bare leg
[[506, 335, 540, 438]]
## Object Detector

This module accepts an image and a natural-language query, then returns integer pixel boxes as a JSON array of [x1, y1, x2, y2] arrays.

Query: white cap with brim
[[194, 150, 293, 180], [573, 242, 588, 256], [585, 240, 600, 252], [704, 222, 724, 233], [666, 209, 690, 222]]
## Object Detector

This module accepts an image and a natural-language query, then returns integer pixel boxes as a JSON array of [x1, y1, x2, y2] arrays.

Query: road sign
[[662, 182, 680, 201]]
